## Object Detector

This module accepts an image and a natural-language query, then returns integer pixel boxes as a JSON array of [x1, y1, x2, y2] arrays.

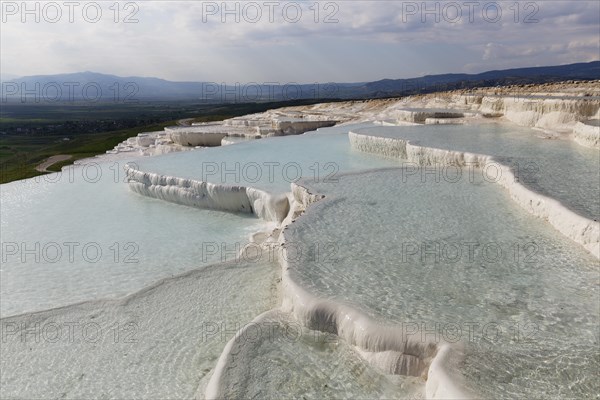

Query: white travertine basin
[[284, 168, 599, 399], [0, 163, 266, 317]]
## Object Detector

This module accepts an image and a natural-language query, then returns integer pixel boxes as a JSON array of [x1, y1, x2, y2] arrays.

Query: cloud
[[1, 1, 598, 82]]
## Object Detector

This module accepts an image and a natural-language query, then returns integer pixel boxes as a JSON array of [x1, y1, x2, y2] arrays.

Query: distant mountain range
[[2, 61, 599, 103]]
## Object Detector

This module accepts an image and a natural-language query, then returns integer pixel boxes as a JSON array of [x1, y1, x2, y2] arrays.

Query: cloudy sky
[[1, 1, 599, 83]]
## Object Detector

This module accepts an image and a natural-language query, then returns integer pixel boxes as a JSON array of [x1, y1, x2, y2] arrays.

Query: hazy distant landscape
[[3, 62, 599, 102]]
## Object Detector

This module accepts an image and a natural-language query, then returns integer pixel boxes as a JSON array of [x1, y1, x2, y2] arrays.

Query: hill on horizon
[[2, 61, 599, 103]]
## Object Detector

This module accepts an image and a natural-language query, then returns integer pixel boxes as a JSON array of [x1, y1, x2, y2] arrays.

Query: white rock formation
[[166, 126, 228, 146], [349, 130, 600, 259], [476, 96, 599, 132], [113, 81, 600, 400], [573, 121, 600, 149], [125, 163, 290, 223], [204, 181, 475, 399], [105, 111, 339, 158], [396, 109, 468, 123]]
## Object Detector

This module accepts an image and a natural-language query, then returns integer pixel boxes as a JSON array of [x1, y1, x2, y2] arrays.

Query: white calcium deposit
[[125, 83, 599, 398], [125, 163, 291, 223], [348, 130, 599, 259], [573, 121, 600, 149], [6, 81, 598, 400]]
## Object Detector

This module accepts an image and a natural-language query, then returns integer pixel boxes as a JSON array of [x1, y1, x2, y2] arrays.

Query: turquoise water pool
[[353, 123, 600, 220], [133, 123, 396, 194], [0, 162, 266, 317], [286, 168, 599, 398], [2, 120, 598, 399]]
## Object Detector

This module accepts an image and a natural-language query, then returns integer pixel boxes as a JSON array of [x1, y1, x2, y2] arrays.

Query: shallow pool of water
[[286, 168, 599, 398], [353, 123, 600, 220], [133, 123, 396, 193], [0, 162, 266, 317], [0, 259, 278, 399], [212, 310, 424, 399]]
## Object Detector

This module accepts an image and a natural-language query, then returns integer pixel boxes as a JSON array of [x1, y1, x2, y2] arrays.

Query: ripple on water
[[354, 123, 600, 220], [285, 168, 599, 398]]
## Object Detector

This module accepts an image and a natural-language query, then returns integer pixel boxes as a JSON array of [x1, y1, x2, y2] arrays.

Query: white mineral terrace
[[2, 82, 599, 399], [104, 81, 600, 160], [113, 84, 600, 398], [106, 110, 339, 156], [347, 128, 599, 258]]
